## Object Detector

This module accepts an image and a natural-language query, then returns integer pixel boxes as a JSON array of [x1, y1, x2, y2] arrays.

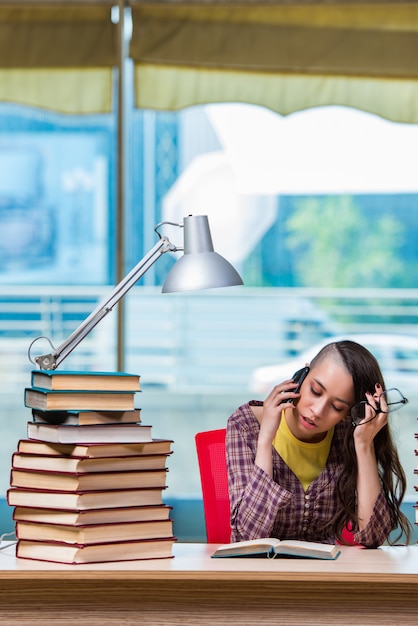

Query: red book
[[16, 537, 176, 564]]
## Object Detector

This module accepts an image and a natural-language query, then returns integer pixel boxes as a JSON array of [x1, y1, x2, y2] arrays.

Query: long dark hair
[[311, 340, 411, 544]]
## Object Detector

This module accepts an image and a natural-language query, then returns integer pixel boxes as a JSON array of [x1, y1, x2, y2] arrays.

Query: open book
[[212, 538, 340, 560]]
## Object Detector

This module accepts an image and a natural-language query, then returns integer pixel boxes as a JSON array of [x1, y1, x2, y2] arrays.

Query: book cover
[[32, 408, 141, 426], [26, 422, 153, 444], [7, 487, 166, 510], [31, 370, 140, 392], [212, 538, 340, 560], [25, 387, 137, 412], [15, 518, 174, 544], [12, 452, 171, 473], [12, 504, 172, 526], [17, 438, 173, 457], [10, 468, 168, 492], [15, 537, 176, 564]]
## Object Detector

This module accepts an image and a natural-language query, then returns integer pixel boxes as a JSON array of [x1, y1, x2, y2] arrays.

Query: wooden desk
[[1, 542, 418, 625]]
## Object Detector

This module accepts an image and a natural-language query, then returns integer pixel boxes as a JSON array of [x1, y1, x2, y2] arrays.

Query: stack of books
[[7, 370, 175, 564], [415, 430, 418, 533]]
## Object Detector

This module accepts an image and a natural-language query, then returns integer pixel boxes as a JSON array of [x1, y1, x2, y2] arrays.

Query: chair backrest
[[195, 428, 231, 544]]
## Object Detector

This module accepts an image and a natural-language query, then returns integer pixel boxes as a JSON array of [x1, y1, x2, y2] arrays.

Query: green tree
[[285, 196, 405, 288]]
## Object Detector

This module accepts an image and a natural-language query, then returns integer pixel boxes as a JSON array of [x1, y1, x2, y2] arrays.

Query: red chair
[[340, 523, 357, 545], [195, 428, 231, 544]]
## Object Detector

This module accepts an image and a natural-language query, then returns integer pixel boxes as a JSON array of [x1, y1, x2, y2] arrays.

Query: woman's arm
[[226, 402, 294, 542], [353, 387, 392, 546], [354, 437, 382, 531]]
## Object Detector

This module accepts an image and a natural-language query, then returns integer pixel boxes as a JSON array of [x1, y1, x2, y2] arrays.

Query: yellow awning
[[0, 3, 117, 113], [2, 1, 418, 121], [130, 2, 418, 123]]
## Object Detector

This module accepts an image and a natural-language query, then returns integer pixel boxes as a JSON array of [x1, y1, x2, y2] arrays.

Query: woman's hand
[[260, 380, 298, 440], [353, 384, 388, 447], [255, 379, 300, 477]]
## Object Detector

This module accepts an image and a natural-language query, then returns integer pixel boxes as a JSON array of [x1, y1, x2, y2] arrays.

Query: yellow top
[[272, 413, 334, 491]]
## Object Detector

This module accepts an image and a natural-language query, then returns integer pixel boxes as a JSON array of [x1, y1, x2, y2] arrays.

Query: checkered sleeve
[[352, 491, 393, 548], [226, 403, 293, 542]]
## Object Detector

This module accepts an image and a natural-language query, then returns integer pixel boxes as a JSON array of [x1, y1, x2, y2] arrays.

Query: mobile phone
[[289, 366, 310, 403]]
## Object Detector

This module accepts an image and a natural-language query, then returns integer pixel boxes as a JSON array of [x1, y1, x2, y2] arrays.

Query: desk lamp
[[28, 215, 243, 371]]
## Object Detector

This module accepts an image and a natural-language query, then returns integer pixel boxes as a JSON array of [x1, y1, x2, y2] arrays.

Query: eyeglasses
[[350, 388, 408, 427]]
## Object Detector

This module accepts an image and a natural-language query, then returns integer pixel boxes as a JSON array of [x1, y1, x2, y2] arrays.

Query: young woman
[[227, 340, 410, 547]]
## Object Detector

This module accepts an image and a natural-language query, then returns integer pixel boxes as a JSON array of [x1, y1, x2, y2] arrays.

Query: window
[[1, 101, 417, 542]]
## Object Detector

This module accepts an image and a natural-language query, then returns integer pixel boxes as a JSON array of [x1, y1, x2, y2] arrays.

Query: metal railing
[[1, 285, 418, 390]]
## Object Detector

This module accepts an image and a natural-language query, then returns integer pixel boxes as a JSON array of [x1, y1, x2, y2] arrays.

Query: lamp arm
[[32, 236, 174, 370]]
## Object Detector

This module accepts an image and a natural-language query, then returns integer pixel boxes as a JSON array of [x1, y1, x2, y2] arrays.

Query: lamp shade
[[162, 215, 243, 293]]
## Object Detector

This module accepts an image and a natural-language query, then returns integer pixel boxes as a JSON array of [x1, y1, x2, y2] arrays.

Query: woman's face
[[286, 355, 355, 443]]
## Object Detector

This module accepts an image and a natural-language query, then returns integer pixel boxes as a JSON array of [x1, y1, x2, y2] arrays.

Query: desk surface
[[1, 541, 418, 582], [1, 543, 418, 625]]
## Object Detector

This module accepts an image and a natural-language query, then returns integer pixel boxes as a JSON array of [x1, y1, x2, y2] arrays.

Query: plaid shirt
[[227, 401, 392, 547]]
